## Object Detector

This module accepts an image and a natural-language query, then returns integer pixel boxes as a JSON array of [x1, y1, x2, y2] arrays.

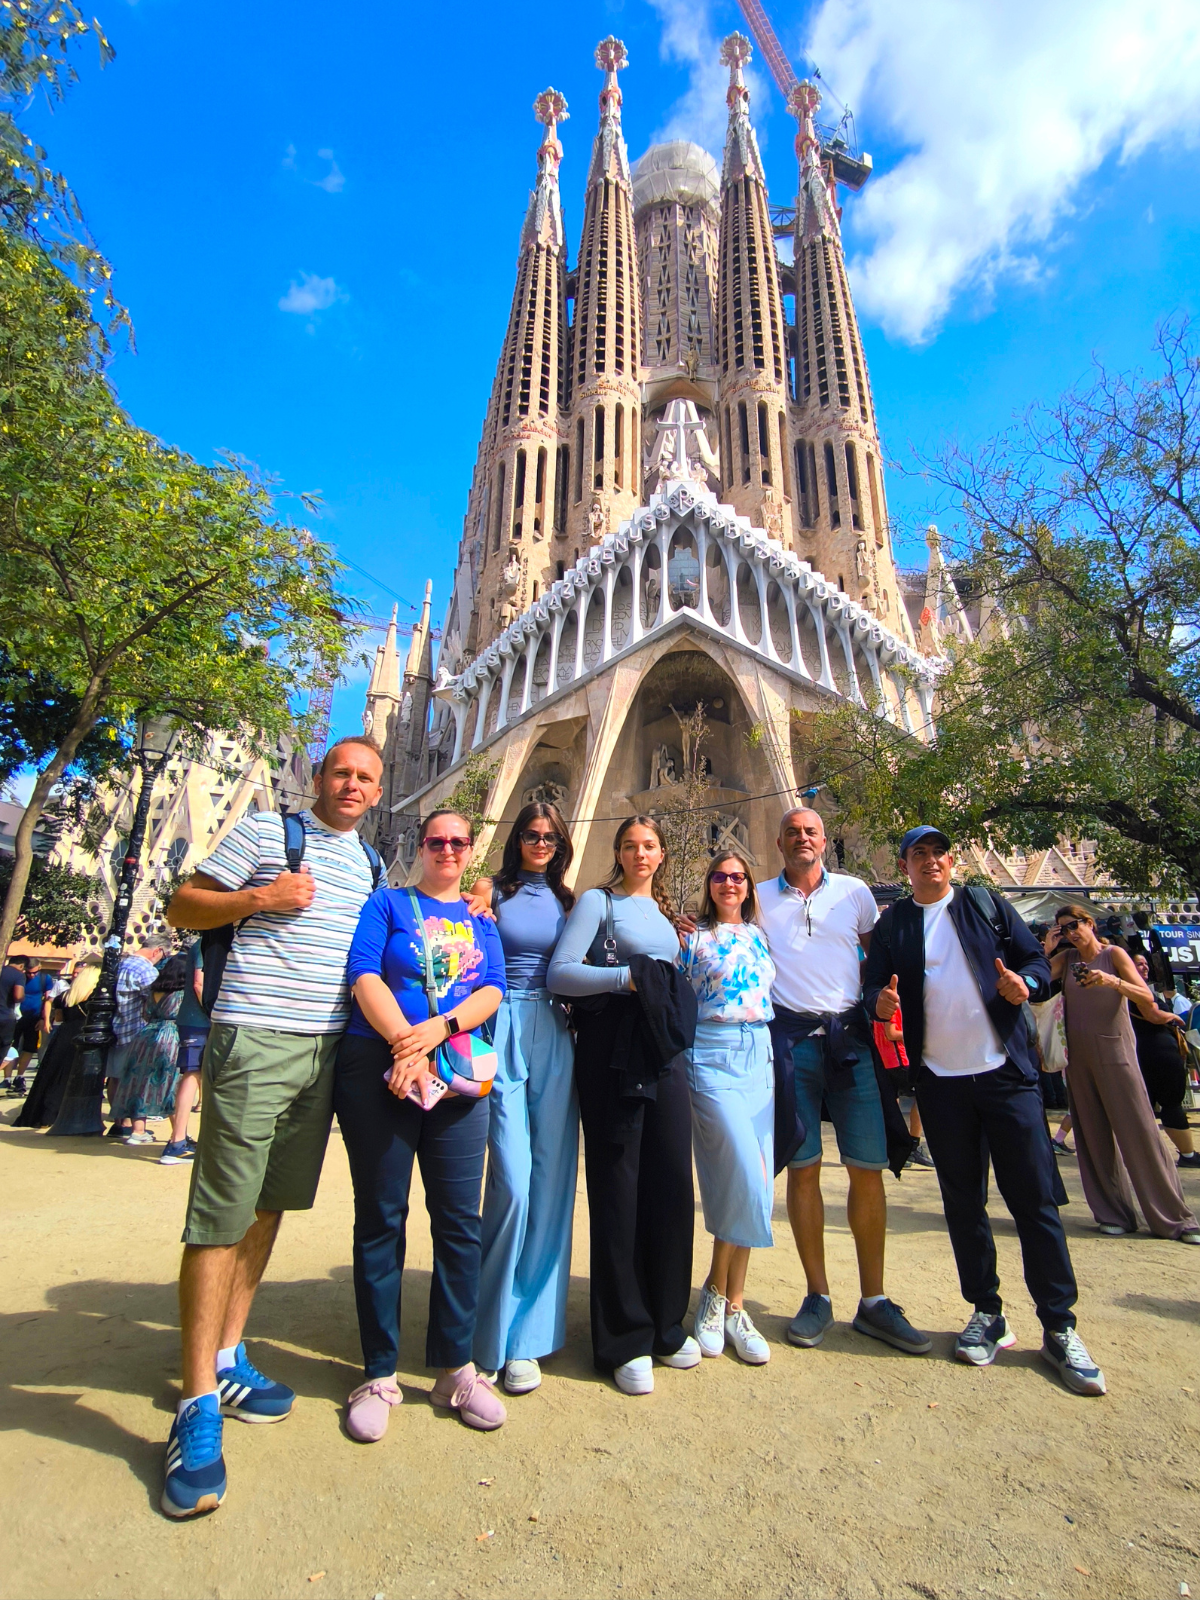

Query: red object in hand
[[873, 1006, 909, 1069]]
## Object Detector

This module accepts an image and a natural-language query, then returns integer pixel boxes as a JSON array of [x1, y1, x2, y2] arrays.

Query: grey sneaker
[[852, 1298, 932, 1354], [693, 1285, 727, 1358], [787, 1293, 833, 1348], [954, 1310, 1016, 1367], [1040, 1328, 1106, 1396], [906, 1140, 935, 1169]]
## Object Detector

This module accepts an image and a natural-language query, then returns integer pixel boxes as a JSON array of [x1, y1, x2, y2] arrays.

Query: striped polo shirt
[[201, 809, 376, 1034]]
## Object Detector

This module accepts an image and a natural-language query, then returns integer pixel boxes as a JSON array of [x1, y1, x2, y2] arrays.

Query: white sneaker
[[693, 1285, 727, 1358], [123, 1131, 155, 1145], [655, 1336, 701, 1369], [503, 1358, 541, 1394], [724, 1306, 770, 1365], [614, 1356, 654, 1395]]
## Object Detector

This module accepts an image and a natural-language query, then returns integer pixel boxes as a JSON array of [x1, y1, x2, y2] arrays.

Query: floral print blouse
[[676, 921, 776, 1024]]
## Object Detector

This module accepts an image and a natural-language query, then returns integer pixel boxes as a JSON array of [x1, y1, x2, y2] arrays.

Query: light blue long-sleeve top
[[547, 887, 680, 996], [494, 871, 568, 990]]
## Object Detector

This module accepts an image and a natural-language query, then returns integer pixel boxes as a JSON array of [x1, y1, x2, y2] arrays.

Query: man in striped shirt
[[160, 735, 384, 1518]]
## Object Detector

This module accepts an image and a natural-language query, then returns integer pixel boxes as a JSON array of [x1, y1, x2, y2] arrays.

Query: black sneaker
[[1052, 1141, 1074, 1158], [905, 1140, 935, 1169], [1177, 1151, 1200, 1170], [852, 1298, 932, 1354], [10, 1075, 26, 1096], [1040, 1328, 1106, 1396], [954, 1310, 1016, 1367]]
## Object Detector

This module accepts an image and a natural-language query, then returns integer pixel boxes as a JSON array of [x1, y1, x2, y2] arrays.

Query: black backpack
[[200, 812, 383, 1015]]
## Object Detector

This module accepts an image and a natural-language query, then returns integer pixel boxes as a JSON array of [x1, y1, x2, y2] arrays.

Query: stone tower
[[715, 34, 794, 546], [786, 77, 911, 639], [567, 37, 644, 548]]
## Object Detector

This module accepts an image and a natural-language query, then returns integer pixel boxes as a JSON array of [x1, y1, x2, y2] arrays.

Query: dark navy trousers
[[335, 1034, 489, 1376], [916, 1058, 1078, 1332]]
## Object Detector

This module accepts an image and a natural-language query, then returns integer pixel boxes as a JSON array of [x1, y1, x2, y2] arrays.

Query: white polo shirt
[[758, 869, 878, 1015]]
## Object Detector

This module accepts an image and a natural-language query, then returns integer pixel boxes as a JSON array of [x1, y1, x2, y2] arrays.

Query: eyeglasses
[[422, 836, 471, 854], [710, 871, 747, 886], [519, 829, 562, 849]]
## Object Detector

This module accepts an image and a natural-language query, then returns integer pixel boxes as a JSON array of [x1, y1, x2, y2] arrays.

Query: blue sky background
[[19, 0, 1200, 755]]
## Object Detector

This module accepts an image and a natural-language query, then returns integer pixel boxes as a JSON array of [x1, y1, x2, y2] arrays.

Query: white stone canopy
[[436, 462, 941, 765]]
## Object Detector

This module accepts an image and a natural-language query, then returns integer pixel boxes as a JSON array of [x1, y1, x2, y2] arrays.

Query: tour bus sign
[[1152, 924, 1200, 968]]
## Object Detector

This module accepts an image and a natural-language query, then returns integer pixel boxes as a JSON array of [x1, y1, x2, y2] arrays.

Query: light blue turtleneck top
[[494, 871, 569, 991]]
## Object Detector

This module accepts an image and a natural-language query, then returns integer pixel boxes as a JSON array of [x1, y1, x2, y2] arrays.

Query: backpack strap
[[601, 888, 618, 967], [283, 810, 306, 874], [360, 837, 383, 890], [965, 884, 1007, 940], [406, 887, 440, 1022]]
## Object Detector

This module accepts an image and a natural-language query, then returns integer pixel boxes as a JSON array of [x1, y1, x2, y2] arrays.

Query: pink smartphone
[[383, 1066, 449, 1110]]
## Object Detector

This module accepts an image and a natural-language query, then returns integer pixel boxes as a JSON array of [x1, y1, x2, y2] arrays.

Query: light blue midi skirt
[[473, 989, 579, 1370], [686, 1019, 775, 1249]]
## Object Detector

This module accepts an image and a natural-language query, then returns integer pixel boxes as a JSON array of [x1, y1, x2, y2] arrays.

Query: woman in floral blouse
[[676, 852, 776, 1365]]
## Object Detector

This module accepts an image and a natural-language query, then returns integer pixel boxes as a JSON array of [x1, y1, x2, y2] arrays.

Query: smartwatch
[[444, 1012, 462, 1039]]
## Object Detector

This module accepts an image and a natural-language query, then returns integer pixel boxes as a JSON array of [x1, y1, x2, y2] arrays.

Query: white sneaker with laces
[[614, 1356, 654, 1395], [724, 1306, 770, 1364], [124, 1131, 156, 1145], [503, 1358, 541, 1394], [655, 1335, 701, 1369], [693, 1285, 727, 1358]]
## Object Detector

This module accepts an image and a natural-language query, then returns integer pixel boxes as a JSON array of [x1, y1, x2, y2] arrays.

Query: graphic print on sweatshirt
[[419, 915, 485, 998]]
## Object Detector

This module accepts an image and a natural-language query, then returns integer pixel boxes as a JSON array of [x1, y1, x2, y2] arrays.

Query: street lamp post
[[49, 715, 180, 1137]]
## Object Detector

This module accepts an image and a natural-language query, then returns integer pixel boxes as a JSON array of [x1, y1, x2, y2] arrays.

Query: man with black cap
[[863, 826, 1107, 1397]]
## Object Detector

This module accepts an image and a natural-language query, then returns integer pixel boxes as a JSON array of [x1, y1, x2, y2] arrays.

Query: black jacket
[[862, 887, 1051, 1078], [574, 955, 698, 1105]]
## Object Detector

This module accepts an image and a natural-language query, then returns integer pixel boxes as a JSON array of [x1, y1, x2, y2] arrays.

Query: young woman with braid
[[547, 816, 699, 1396]]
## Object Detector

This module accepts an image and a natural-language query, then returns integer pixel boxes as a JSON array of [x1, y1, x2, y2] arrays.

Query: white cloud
[[808, 0, 1200, 341], [647, 0, 1200, 343], [278, 272, 342, 315], [314, 148, 345, 194], [645, 0, 772, 155]]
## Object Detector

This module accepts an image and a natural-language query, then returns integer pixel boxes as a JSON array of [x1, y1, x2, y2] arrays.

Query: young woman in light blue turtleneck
[[468, 802, 578, 1396]]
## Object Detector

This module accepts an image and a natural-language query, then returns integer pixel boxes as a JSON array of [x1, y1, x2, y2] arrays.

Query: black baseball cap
[[898, 825, 952, 857]]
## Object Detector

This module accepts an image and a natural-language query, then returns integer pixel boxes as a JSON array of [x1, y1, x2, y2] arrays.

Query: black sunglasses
[[519, 829, 563, 849]]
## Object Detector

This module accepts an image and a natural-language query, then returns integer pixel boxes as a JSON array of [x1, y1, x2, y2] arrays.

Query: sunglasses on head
[[423, 836, 471, 854], [519, 829, 562, 849], [710, 870, 747, 886]]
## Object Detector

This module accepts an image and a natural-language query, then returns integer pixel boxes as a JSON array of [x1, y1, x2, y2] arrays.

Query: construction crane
[[735, 0, 873, 193]]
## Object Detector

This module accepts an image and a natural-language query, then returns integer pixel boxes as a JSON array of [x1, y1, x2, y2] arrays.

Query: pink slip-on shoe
[[346, 1376, 403, 1442], [429, 1365, 507, 1431]]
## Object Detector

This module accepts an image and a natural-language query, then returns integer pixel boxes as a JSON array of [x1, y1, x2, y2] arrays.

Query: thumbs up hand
[[994, 956, 1029, 1005], [876, 974, 901, 1020]]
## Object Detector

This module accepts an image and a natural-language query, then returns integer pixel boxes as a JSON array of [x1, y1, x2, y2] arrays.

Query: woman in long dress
[[1050, 904, 1199, 1243], [111, 955, 188, 1145]]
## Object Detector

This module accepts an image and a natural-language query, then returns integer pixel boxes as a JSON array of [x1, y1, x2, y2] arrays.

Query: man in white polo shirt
[[760, 808, 930, 1356]]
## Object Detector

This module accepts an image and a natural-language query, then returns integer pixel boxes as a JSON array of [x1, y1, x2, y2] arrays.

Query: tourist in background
[[1129, 952, 1198, 1170], [1051, 905, 1199, 1243], [14, 959, 102, 1128], [468, 802, 578, 1397], [677, 852, 775, 1366], [159, 940, 210, 1166], [548, 816, 699, 1397], [106, 944, 165, 1135], [10, 955, 55, 1097], [110, 953, 189, 1145], [0, 954, 26, 1090], [337, 808, 507, 1440]]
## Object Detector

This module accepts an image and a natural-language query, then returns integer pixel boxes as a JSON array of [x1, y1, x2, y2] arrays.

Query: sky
[[19, 0, 1200, 759]]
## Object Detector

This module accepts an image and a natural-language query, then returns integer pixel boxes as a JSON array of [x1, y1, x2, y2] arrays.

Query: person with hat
[[863, 826, 1107, 1397]]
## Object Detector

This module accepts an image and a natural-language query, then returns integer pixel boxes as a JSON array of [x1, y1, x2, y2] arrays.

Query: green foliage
[[0, 852, 94, 944], [807, 322, 1200, 896], [0, 647, 127, 796], [439, 754, 500, 891]]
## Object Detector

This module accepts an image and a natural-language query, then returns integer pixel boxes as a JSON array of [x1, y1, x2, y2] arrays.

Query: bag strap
[[601, 888, 618, 967], [283, 810, 305, 873], [406, 887, 441, 1022], [360, 837, 383, 890]]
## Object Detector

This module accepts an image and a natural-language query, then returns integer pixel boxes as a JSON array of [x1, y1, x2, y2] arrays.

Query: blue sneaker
[[162, 1394, 226, 1518], [1040, 1328, 1106, 1396], [216, 1342, 295, 1423], [852, 1297, 932, 1354]]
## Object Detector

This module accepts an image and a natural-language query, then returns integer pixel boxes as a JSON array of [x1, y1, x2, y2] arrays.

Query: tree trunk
[[0, 677, 103, 958]]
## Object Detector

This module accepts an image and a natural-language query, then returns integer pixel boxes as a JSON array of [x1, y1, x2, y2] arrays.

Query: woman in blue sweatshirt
[[468, 802, 578, 1396]]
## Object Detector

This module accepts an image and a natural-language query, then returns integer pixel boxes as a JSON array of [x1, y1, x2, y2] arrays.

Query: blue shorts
[[788, 1033, 887, 1171]]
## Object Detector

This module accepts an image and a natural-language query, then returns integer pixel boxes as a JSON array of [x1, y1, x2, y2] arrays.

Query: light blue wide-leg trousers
[[474, 989, 579, 1370]]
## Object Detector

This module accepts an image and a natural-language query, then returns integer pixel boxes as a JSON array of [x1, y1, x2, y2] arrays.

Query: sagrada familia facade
[[361, 34, 945, 884]]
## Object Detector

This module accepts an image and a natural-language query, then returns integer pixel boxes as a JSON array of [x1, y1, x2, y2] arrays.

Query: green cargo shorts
[[182, 1022, 339, 1247]]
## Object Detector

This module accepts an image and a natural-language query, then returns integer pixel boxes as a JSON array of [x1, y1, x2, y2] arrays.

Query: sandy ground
[[2, 1099, 1198, 1600]]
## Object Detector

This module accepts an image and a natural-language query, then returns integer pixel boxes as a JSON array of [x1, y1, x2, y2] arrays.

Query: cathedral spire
[[522, 87, 568, 252], [715, 33, 793, 544], [789, 79, 840, 246], [567, 37, 642, 543]]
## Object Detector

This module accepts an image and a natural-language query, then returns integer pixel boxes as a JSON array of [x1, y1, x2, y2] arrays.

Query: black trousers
[[574, 1020, 694, 1371], [916, 1058, 1078, 1332], [334, 1033, 489, 1376]]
